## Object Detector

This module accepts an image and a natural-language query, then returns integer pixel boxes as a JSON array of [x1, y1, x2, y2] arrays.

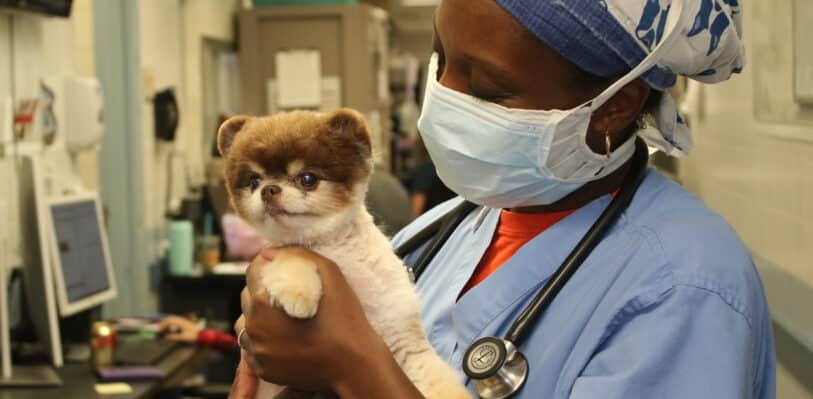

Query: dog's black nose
[[261, 184, 282, 201]]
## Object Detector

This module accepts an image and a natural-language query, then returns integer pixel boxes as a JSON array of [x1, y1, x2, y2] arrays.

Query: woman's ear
[[218, 116, 251, 156], [326, 108, 372, 158], [588, 79, 651, 152]]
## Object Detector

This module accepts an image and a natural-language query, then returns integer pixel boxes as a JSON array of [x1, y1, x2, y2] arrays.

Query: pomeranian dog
[[218, 109, 471, 399]]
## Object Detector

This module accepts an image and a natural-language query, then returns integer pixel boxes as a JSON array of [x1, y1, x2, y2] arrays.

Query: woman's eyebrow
[[433, 12, 515, 89], [462, 53, 517, 88]]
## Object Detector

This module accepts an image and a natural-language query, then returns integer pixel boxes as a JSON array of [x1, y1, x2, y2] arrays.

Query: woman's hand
[[233, 246, 424, 399], [229, 346, 259, 399], [158, 315, 200, 343]]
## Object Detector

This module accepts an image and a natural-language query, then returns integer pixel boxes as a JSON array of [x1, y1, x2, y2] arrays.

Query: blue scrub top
[[392, 169, 776, 399]]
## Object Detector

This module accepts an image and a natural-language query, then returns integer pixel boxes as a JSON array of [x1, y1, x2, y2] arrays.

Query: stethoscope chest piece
[[402, 143, 651, 399], [463, 337, 528, 399]]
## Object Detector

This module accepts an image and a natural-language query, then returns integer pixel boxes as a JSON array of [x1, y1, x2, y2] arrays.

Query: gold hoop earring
[[605, 131, 612, 159]]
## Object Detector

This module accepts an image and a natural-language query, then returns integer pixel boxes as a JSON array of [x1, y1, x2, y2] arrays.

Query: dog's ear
[[217, 116, 251, 156], [326, 108, 371, 158]]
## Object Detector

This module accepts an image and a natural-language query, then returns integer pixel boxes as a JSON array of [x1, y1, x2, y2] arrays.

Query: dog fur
[[218, 109, 471, 399]]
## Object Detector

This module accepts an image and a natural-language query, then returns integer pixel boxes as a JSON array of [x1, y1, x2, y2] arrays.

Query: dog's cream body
[[217, 110, 471, 399], [256, 206, 470, 399]]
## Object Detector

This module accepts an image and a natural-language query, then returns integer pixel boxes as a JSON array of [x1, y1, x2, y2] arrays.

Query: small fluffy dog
[[218, 109, 471, 399]]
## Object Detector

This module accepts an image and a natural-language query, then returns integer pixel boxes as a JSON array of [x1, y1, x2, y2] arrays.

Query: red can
[[90, 321, 117, 368]]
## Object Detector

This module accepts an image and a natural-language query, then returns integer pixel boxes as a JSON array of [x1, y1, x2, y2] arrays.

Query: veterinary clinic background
[[0, 0, 810, 398]]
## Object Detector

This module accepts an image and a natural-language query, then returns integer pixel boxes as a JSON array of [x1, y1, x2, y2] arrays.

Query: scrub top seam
[[633, 223, 754, 328], [670, 283, 759, 395], [566, 282, 757, 398], [669, 282, 754, 329]]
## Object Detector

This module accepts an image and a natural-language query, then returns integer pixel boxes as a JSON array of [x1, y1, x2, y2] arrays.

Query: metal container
[[90, 321, 116, 368]]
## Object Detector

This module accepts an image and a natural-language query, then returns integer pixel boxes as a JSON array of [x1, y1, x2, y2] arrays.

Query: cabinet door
[[239, 6, 376, 115]]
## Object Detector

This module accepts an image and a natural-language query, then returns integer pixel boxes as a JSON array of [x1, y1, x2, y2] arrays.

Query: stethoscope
[[395, 140, 650, 399]]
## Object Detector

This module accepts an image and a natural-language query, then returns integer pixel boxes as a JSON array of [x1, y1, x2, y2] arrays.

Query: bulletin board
[[752, 0, 813, 130]]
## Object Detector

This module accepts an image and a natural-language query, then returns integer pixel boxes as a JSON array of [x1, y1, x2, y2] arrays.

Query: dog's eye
[[297, 172, 319, 190], [248, 174, 261, 191]]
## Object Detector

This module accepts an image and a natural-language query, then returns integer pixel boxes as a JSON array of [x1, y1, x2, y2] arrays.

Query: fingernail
[[261, 248, 278, 260]]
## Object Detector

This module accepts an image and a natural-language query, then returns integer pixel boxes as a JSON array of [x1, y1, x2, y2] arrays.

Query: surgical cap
[[495, 0, 746, 156]]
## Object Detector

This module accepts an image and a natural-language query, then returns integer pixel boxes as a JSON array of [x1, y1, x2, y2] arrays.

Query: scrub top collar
[[416, 186, 627, 365]]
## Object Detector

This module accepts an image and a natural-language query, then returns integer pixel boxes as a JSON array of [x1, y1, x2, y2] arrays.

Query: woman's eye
[[297, 173, 319, 190], [471, 87, 512, 103], [248, 174, 261, 191]]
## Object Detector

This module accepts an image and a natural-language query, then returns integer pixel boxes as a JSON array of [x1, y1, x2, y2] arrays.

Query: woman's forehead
[[435, 0, 582, 83]]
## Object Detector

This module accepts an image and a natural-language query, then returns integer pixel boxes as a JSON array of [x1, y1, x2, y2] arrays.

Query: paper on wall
[[275, 50, 322, 109], [267, 76, 342, 116]]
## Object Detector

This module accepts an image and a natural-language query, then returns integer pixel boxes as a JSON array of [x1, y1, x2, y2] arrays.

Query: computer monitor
[[1, 155, 63, 387], [46, 193, 117, 317]]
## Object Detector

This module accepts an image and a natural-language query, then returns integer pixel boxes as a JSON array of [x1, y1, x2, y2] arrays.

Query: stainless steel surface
[[472, 340, 528, 399], [0, 365, 62, 388], [0, 345, 212, 399]]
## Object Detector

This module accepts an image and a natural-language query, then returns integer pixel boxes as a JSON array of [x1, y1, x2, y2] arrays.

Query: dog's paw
[[275, 281, 321, 319], [261, 253, 323, 319]]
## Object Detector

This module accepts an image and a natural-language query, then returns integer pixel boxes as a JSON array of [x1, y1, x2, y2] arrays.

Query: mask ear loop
[[585, 0, 687, 111]]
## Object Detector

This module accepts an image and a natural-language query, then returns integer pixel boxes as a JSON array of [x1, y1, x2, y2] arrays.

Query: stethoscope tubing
[[398, 140, 650, 399], [401, 139, 649, 346], [504, 141, 649, 344]]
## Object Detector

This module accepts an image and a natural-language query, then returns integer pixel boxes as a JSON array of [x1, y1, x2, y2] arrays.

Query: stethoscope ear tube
[[504, 139, 650, 344], [408, 200, 478, 282], [395, 214, 446, 259], [463, 140, 650, 399], [398, 140, 651, 399]]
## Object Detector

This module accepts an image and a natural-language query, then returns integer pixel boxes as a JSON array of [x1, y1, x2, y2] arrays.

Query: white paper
[[275, 50, 322, 109], [267, 76, 342, 116]]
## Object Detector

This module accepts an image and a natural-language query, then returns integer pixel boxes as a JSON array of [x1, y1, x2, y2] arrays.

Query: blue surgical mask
[[417, 54, 632, 208], [416, 1, 685, 208]]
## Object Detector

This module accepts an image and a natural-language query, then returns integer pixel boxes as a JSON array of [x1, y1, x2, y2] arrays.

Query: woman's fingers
[[260, 246, 280, 261], [240, 287, 253, 319], [235, 245, 375, 391], [229, 352, 259, 399], [245, 246, 280, 296], [157, 316, 199, 343], [234, 314, 251, 352], [273, 388, 320, 399], [234, 314, 246, 336], [156, 316, 182, 330], [162, 333, 184, 342], [245, 255, 266, 298]]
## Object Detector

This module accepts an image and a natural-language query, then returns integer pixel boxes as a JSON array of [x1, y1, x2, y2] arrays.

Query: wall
[[138, 0, 238, 231], [138, 0, 184, 235], [0, 1, 96, 269], [678, 0, 812, 397], [71, 0, 99, 189], [182, 0, 240, 177], [0, 0, 238, 314]]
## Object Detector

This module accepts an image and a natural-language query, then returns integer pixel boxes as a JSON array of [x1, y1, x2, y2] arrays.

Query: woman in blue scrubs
[[231, 0, 776, 398]]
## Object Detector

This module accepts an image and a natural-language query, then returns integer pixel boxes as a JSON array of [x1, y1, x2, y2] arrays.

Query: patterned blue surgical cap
[[495, 0, 745, 90]]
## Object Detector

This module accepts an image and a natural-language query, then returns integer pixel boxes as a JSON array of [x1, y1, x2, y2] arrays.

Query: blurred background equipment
[[0, 0, 811, 397], [238, 3, 391, 168], [152, 88, 179, 142], [0, 0, 73, 17]]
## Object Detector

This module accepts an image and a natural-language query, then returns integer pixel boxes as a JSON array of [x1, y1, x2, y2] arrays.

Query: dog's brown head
[[218, 109, 372, 243]]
